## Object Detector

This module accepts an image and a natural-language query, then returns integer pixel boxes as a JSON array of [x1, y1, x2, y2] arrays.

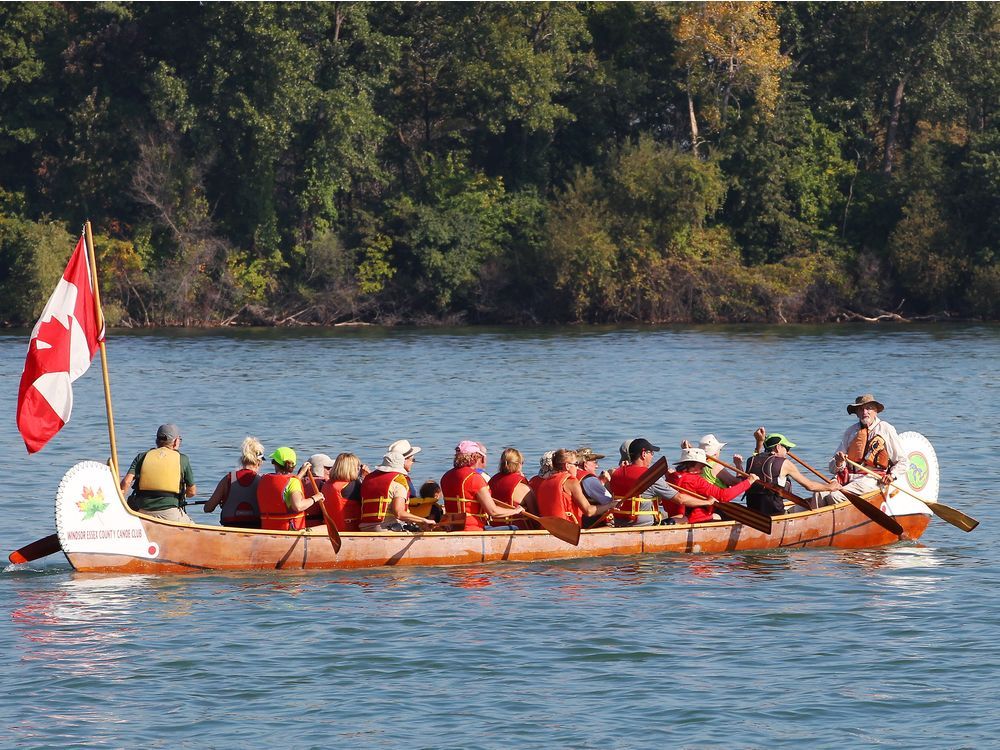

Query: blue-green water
[[1, 325, 997, 749]]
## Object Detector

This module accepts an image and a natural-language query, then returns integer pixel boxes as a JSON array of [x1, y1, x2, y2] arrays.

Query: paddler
[[666, 447, 757, 524], [441, 440, 522, 531], [535, 449, 615, 525], [387, 438, 422, 496], [256, 447, 324, 531], [608, 438, 678, 525], [203, 435, 264, 527], [121, 423, 197, 524], [360, 451, 436, 532], [813, 394, 909, 507], [743, 432, 839, 515]]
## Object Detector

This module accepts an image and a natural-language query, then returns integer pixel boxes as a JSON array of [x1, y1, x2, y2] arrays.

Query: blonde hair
[[498, 447, 523, 474], [240, 436, 264, 468], [552, 449, 577, 471], [331, 452, 361, 482]]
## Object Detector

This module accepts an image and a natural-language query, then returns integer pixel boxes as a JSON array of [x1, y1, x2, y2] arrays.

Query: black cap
[[628, 438, 660, 461]]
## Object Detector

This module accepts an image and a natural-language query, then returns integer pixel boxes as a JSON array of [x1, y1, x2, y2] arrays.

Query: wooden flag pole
[[83, 221, 120, 479]]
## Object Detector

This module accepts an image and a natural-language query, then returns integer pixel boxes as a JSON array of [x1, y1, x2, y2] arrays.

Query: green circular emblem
[[907, 452, 929, 491]]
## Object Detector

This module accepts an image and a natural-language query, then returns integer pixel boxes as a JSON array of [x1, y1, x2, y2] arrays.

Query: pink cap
[[456, 440, 484, 455]]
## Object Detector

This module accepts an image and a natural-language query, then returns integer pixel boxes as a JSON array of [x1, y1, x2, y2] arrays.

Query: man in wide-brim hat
[[814, 393, 909, 507]]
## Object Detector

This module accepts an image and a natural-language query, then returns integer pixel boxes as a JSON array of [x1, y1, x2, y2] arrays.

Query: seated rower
[[681, 434, 744, 489], [359, 452, 435, 532], [536, 449, 615, 526], [608, 438, 678, 526], [388, 439, 422, 497], [442, 440, 522, 531], [320, 452, 365, 531], [744, 433, 839, 516], [575, 446, 614, 528], [257, 447, 324, 532], [814, 394, 909, 508], [409, 480, 444, 523], [666, 447, 757, 524], [489, 447, 537, 528], [303, 453, 335, 526], [204, 436, 264, 528]]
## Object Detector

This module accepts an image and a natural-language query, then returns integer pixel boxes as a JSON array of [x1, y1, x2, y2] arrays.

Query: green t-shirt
[[128, 449, 195, 511]]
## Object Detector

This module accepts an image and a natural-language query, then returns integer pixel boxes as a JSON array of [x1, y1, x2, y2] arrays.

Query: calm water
[[1, 325, 997, 749]]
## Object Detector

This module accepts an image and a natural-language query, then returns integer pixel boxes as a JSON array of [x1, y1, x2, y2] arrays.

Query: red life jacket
[[220, 469, 261, 528], [360, 470, 406, 526], [322, 479, 361, 532], [442, 466, 489, 531], [535, 471, 581, 524], [488, 471, 527, 505], [257, 473, 306, 531], [489, 471, 533, 529], [609, 464, 667, 522]]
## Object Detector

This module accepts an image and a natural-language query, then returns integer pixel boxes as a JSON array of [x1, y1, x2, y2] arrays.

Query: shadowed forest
[[1, 2, 998, 326]]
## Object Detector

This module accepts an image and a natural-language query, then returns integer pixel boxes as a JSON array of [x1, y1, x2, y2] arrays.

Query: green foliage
[[2, 3, 1000, 323], [0, 217, 74, 325]]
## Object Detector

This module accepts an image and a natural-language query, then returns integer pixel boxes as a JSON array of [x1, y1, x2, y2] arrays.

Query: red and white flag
[[16, 234, 104, 453]]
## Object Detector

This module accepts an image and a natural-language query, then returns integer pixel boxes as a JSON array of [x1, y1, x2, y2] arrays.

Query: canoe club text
[[66, 528, 144, 541]]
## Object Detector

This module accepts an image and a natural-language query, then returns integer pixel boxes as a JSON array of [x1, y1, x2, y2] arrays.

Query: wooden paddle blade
[[307, 476, 342, 553], [714, 502, 772, 535], [9, 533, 61, 564], [623, 457, 668, 499], [537, 515, 581, 546], [841, 491, 905, 536], [926, 501, 979, 532]]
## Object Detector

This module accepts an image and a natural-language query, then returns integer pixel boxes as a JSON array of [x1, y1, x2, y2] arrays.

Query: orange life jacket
[[257, 473, 306, 531], [535, 470, 581, 524], [322, 479, 361, 532], [360, 470, 406, 526], [442, 466, 489, 531]]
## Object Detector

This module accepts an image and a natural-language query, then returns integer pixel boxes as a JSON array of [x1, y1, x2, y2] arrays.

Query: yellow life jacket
[[137, 447, 182, 494]]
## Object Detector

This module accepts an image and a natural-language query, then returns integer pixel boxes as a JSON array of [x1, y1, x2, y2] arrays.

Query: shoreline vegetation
[[1, 3, 999, 327]]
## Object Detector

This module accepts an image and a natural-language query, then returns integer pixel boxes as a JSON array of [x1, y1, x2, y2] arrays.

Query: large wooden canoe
[[53, 461, 933, 575]]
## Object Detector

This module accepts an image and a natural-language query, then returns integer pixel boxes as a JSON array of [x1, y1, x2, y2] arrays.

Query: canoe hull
[[55, 462, 931, 574]]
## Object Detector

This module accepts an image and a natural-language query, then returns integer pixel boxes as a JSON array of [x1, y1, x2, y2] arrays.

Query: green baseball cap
[[269, 447, 297, 466], [764, 433, 796, 449]]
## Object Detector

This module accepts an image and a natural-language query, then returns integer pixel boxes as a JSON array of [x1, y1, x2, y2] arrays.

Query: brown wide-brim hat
[[847, 393, 885, 415]]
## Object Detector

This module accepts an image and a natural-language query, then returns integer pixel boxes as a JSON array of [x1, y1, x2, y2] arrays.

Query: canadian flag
[[16, 234, 104, 453]]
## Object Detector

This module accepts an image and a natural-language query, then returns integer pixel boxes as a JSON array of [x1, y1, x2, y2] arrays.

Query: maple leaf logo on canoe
[[77, 486, 109, 520]]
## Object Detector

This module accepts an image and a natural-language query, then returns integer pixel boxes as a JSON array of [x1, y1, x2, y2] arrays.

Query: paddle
[[706, 455, 812, 511], [844, 457, 978, 533], [787, 452, 905, 536], [494, 501, 581, 546], [663, 480, 773, 535], [9, 533, 61, 565], [306, 474, 343, 553]]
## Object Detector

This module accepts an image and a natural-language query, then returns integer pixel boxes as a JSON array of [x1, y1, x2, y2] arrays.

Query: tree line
[[1, 2, 998, 327]]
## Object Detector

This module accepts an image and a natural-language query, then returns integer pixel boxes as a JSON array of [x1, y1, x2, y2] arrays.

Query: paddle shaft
[[306, 474, 343, 553], [707, 455, 811, 510], [9, 533, 62, 565], [787, 452, 904, 536], [662, 479, 772, 534]]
